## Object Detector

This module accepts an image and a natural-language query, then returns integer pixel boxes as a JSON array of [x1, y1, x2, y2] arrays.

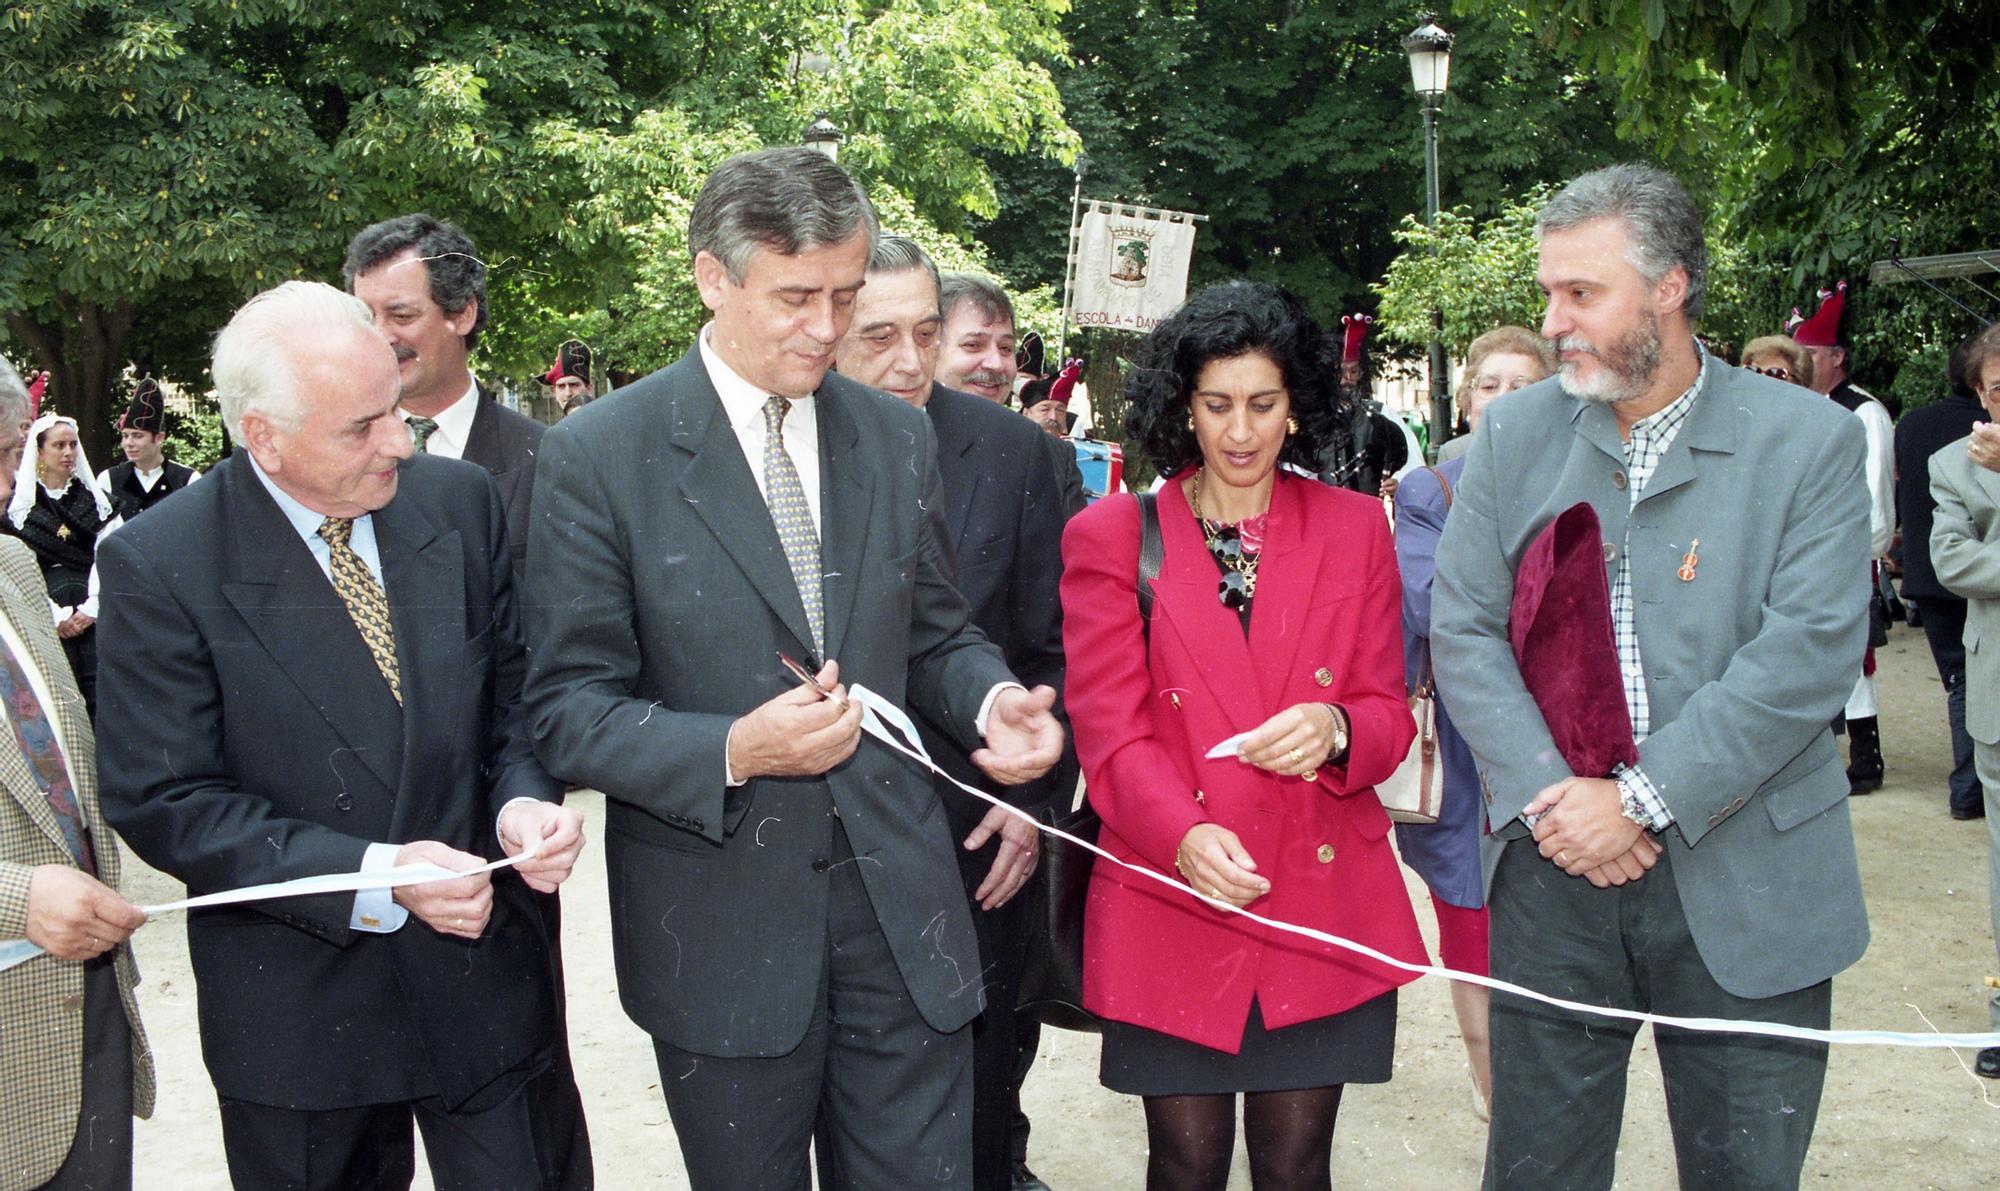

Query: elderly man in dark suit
[[524, 147, 1063, 1191], [1897, 332, 1991, 820], [95, 281, 585, 1190], [0, 360, 153, 1191], [346, 214, 592, 1188], [832, 235, 1073, 1191], [1434, 165, 1871, 1189]]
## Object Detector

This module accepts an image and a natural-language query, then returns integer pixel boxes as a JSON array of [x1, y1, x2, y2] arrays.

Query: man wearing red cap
[[544, 340, 595, 417], [97, 379, 199, 524], [1317, 314, 1412, 498], [1789, 282, 1896, 794]]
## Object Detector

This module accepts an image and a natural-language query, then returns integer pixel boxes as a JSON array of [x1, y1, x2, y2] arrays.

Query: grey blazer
[[1431, 357, 1872, 999], [1928, 438, 2000, 745]]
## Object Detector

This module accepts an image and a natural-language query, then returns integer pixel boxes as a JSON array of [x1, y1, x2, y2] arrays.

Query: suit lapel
[[215, 459, 404, 794], [1151, 478, 1261, 716], [669, 357, 819, 659], [460, 383, 499, 472], [1640, 363, 1736, 504], [1244, 477, 1322, 709], [1969, 447, 2000, 515], [0, 567, 73, 858], [376, 489, 457, 835], [817, 383, 874, 660], [930, 391, 983, 548], [1570, 399, 1627, 468]]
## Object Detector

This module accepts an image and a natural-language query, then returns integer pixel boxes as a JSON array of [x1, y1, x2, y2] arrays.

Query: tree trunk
[[7, 297, 134, 468]]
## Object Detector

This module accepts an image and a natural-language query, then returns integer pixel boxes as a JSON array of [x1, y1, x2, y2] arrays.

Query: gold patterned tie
[[317, 517, 402, 704], [761, 396, 823, 654]]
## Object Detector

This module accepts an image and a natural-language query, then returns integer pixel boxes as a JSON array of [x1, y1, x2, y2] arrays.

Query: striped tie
[[317, 517, 402, 703], [761, 396, 823, 654]]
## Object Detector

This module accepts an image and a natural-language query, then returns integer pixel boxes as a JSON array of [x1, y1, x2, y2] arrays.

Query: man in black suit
[[833, 236, 1073, 1191], [938, 274, 1086, 520], [346, 214, 592, 1188], [1897, 333, 1992, 819], [345, 215, 546, 578], [524, 147, 1064, 1190], [95, 281, 586, 1190]]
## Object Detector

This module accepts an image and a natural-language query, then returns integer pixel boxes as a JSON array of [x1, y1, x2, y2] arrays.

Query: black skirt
[[1099, 990, 1397, 1096]]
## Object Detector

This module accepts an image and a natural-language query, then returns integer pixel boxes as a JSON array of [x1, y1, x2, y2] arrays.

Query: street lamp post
[[802, 112, 844, 162], [1405, 15, 1453, 457]]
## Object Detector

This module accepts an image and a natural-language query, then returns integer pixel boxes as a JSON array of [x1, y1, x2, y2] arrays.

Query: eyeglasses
[[1472, 374, 1539, 396], [1981, 382, 2000, 402], [1743, 364, 1793, 381]]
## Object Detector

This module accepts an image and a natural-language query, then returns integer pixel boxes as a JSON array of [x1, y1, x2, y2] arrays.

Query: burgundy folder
[[1508, 502, 1641, 777]]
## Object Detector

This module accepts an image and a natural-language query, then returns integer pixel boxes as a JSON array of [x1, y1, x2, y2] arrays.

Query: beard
[[1555, 311, 1662, 405]]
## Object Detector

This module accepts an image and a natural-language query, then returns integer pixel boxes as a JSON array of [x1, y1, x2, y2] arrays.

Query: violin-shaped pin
[[1676, 539, 1700, 582]]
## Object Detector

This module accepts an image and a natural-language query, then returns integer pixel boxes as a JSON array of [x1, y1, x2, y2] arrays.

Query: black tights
[[1142, 1086, 1345, 1191]]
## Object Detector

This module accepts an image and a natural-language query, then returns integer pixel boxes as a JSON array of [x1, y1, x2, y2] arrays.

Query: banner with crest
[[1067, 200, 1202, 332]]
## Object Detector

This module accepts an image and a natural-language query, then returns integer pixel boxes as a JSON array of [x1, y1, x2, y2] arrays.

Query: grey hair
[[688, 147, 879, 282], [342, 214, 490, 350], [0, 358, 28, 432], [868, 234, 942, 305], [212, 281, 375, 445], [938, 273, 1014, 330], [1537, 164, 1709, 322]]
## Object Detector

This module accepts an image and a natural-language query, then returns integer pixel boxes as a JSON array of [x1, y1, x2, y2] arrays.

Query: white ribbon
[[846, 683, 2000, 1052], [0, 847, 537, 973]]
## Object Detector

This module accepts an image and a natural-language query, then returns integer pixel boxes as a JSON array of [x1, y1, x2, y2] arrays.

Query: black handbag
[[1014, 492, 1163, 1032]]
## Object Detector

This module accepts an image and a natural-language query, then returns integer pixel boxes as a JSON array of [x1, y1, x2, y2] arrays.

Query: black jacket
[[1895, 390, 1987, 601], [96, 452, 560, 1111]]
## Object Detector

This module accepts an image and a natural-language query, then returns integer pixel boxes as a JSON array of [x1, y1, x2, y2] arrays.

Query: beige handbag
[[1376, 645, 1443, 824], [1376, 464, 1452, 825]]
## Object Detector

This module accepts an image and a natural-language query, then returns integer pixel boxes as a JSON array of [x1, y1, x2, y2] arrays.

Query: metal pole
[[1423, 97, 1449, 458], [1057, 156, 1087, 362]]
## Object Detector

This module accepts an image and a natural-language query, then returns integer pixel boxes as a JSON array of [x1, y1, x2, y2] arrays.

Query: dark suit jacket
[[463, 385, 547, 577], [920, 386, 1073, 835], [94, 453, 559, 1111], [1896, 390, 1987, 601], [524, 350, 1016, 1058], [1048, 434, 1087, 518]]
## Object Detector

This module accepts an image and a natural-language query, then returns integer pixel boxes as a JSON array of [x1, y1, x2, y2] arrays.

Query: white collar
[[699, 324, 816, 435], [421, 376, 481, 447]]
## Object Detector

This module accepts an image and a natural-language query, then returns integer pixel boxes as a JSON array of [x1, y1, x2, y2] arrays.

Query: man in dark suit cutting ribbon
[[523, 147, 1063, 1190]]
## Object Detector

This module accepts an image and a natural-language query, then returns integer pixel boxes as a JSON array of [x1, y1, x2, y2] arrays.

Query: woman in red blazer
[[1061, 282, 1425, 1190]]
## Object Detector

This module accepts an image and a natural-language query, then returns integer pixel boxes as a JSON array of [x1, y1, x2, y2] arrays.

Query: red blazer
[[1060, 473, 1425, 1052]]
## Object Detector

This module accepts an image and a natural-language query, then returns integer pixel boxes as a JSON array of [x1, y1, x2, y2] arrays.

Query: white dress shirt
[[402, 378, 481, 461], [247, 454, 406, 931], [700, 326, 823, 536], [696, 325, 1020, 787]]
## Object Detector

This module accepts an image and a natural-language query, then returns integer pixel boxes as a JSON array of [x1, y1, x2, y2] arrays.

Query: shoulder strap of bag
[[1137, 492, 1163, 647], [1427, 464, 1454, 510]]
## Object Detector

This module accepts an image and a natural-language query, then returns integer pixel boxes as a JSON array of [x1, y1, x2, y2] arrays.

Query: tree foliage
[[979, 1, 1625, 339], [0, 0, 1077, 458]]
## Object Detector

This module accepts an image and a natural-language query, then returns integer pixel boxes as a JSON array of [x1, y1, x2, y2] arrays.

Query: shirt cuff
[[350, 842, 410, 934], [494, 797, 542, 848], [1612, 763, 1674, 832], [723, 719, 745, 787], [976, 682, 1027, 739]]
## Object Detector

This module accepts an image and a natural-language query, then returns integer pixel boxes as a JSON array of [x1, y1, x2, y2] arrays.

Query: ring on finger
[[1288, 747, 1304, 765]]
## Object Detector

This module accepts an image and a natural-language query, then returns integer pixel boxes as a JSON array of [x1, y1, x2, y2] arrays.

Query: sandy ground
[[116, 621, 2000, 1189]]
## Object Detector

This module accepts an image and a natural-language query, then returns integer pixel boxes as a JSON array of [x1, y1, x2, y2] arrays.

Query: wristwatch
[[1322, 703, 1349, 763]]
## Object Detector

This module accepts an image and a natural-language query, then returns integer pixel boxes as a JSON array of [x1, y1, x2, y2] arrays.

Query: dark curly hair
[[1123, 281, 1350, 478]]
